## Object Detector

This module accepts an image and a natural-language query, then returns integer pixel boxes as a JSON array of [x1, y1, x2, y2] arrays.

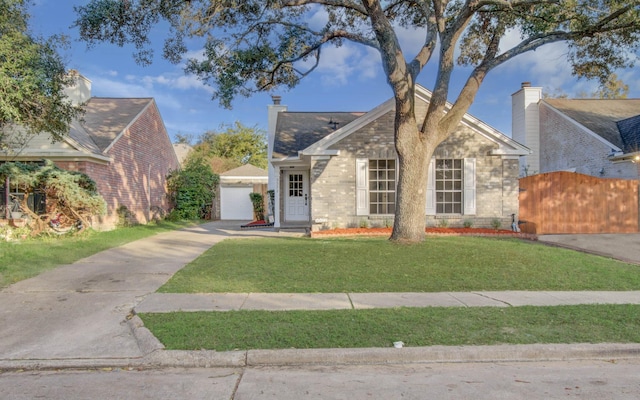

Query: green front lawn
[[0, 220, 199, 288], [141, 304, 640, 351], [159, 236, 640, 293]]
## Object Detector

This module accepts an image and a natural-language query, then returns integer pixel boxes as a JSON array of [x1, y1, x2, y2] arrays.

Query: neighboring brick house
[[0, 73, 180, 229], [512, 82, 640, 179], [267, 84, 530, 232]]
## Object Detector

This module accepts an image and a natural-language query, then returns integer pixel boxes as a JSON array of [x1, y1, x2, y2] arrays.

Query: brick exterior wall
[[55, 102, 179, 229], [309, 108, 520, 231], [539, 103, 638, 179]]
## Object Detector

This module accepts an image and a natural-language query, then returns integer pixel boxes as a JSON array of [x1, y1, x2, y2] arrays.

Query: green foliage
[[188, 121, 267, 171], [491, 218, 502, 230], [463, 219, 474, 229], [116, 205, 134, 227], [166, 158, 218, 220], [249, 192, 264, 221], [0, 160, 106, 233], [0, 0, 82, 142]]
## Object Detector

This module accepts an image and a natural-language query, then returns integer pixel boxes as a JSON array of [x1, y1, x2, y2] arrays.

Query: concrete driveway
[[538, 233, 640, 265]]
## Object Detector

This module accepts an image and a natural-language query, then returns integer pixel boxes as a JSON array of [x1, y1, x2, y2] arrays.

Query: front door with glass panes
[[284, 171, 309, 221]]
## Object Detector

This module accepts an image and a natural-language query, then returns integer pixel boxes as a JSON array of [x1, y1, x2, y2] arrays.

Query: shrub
[[491, 218, 502, 230]]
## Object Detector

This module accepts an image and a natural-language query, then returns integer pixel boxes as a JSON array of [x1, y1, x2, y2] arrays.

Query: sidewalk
[[2, 222, 640, 371], [135, 291, 640, 313]]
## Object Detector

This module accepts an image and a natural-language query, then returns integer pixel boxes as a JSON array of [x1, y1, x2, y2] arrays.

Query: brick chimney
[[512, 82, 542, 175]]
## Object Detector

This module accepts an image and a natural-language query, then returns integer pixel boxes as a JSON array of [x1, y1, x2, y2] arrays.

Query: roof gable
[[296, 84, 529, 157], [543, 98, 640, 151], [82, 97, 153, 152]]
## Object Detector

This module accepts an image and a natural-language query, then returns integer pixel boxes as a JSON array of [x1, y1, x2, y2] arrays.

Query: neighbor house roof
[[220, 164, 267, 177], [616, 115, 640, 153], [1, 97, 155, 163], [543, 98, 640, 152], [78, 97, 153, 152], [273, 112, 365, 158]]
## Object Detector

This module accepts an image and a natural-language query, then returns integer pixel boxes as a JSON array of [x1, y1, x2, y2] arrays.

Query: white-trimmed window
[[435, 159, 463, 214], [426, 158, 476, 216], [368, 159, 396, 214]]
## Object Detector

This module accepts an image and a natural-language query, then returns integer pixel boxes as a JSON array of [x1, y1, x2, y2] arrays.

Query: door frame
[[283, 170, 310, 222]]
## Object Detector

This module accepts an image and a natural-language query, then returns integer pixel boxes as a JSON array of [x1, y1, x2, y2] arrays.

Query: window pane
[[435, 159, 463, 214], [369, 159, 396, 214]]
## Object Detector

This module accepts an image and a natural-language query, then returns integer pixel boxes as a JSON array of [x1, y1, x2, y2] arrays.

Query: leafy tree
[[591, 73, 630, 99], [0, 0, 82, 145], [166, 157, 219, 220], [545, 73, 630, 99], [75, 0, 640, 242], [0, 160, 107, 235], [196, 122, 268, 170]]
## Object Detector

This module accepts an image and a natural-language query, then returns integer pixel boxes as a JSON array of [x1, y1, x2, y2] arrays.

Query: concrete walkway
[[135, 290, 640, 313], [2, 222, 640, 371]]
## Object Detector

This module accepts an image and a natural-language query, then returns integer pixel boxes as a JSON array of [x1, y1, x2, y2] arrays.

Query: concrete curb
[[3, 343, 640, 371]]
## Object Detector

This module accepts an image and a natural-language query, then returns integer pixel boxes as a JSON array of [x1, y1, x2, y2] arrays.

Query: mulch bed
[[312, 227, 536, 239]]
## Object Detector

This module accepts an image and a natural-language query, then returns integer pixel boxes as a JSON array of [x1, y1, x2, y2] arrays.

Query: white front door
[[284, 171, 309, 222]]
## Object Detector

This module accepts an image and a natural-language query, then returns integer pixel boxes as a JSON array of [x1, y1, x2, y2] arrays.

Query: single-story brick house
[[267, 84, 530, 232], [512, 82, 640, 179], [0, 73, 180, 229]]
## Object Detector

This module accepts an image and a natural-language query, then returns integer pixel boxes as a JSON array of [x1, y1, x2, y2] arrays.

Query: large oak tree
[[75, 0, 640, 242]]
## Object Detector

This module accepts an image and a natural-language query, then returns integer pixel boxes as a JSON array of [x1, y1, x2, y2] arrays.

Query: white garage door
[[220, 186, 255, 220]]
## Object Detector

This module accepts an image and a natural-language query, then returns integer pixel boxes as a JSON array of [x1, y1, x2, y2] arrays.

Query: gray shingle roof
[[79, 97, 153, 152], [544, 98, 640, 150], [617, 115, 640, 153], [273, 112, 364, 158]]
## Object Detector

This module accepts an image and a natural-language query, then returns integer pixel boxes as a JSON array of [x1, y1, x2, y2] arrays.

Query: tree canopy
[[0, 0, 82, 144], [75, 0, 640, 242], [192, 121, 268, 171]]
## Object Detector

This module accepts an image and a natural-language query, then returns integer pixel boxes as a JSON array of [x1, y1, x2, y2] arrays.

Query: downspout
[[4, 176, 9, 220], [147, 163, 151, 222]]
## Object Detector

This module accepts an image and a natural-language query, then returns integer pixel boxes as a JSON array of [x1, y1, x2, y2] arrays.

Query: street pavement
[[1, 223, 640, 373]]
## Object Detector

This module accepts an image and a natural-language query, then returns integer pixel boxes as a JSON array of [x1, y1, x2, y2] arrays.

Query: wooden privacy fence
[[519, 172, 639, 234]]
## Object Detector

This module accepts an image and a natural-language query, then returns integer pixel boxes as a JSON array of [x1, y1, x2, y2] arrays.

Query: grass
[[0, 220, 199, 288], [159, 236, 640, 293], [140, 304, 640, 351]]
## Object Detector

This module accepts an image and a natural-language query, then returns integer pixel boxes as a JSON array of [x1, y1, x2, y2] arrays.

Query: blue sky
[[29, 1, 640, 142]]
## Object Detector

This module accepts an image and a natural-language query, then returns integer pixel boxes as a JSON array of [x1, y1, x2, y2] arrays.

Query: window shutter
[[463, 158, 476, 215], [426, 158, 436, 215], [356, 158, 369, 216]]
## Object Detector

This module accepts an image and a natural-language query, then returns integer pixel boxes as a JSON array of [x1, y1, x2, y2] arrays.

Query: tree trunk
[[390, 109, 433, 243]]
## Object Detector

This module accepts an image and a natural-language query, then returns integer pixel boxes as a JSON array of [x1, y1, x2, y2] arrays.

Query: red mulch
[[313, 227, 535, 239]]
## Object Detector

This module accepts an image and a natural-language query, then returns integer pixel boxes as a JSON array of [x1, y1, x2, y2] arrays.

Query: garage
[[219, 164, 268, 221]]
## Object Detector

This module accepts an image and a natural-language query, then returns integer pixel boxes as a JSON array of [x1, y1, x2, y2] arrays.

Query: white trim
[[301, 84, 530, 157], [463, 158, 476, 215], [356, 158, 369, 216], [425, 158, 436, 215]]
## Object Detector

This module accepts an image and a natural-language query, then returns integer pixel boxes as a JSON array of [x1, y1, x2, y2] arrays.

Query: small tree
[[0, 160, 107, 235], [166, 157, 219, 220], [249, 192, 265, 221]]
